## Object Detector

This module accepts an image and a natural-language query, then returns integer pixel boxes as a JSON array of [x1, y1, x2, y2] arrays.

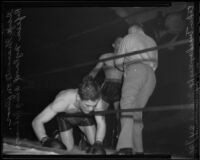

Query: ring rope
[[25, 39, 189, 79], [13, 103, 193, 117], [67, 103, 194, 117], [45, 6, 169, 47]]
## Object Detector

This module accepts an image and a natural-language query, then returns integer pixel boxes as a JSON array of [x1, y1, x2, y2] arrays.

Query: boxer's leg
[[114, 101, 120, 121], [113, 101, 121, 143], [79, 125, 96, 145], [117, 64, 147, 152], [132, 65, 156, 153], [60, 129, 74, 151], [79, 116, 96, 146], [56, 113, 81, 151]]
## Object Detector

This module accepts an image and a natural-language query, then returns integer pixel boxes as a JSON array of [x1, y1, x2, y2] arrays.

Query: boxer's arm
[[94, 100, 106, 142], [114, 38, 127, 71], [32, 96, 68, 141], [95, 115, 106, 142], [88, 54, 106, 78], [89, 62, 103, 78]]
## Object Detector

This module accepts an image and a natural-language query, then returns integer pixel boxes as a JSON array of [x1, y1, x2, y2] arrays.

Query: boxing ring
[[2, 23, 198, 157], [3, 103, 195, 157], [3, 137, 115, 155]]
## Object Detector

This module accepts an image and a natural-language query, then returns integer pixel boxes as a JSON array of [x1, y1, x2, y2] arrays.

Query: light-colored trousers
[[116, 63, 156, 152]]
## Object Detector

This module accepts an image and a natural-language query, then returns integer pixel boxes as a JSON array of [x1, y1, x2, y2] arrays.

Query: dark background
[[2, 5, 195, 156]]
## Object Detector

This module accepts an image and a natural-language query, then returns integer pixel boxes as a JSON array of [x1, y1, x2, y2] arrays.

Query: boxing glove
[[40, 137, 66, 150], [87, 141, 106, 155]]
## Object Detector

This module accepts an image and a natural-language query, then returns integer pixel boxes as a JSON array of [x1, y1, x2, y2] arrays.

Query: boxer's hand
[[87, 141, 106, 155], [40, 137, 66, 150]]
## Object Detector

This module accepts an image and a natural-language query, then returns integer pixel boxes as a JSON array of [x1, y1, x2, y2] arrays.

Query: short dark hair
[[78, 76, 101, 101]]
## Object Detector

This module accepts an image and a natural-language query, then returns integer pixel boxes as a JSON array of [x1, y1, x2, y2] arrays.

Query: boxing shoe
[[115, 148, 145, 156], [86, 141, 106, 155], [115, 148, 133, 155]]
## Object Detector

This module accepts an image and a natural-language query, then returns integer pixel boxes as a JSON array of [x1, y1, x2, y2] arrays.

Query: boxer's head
[[128, 23, 144, 34], [112, 37, 122, 53], [78, 76, 101, 113]]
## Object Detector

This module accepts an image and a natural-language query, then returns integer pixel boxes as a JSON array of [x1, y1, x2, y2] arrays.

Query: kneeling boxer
[[32, 76, 106, 154]]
